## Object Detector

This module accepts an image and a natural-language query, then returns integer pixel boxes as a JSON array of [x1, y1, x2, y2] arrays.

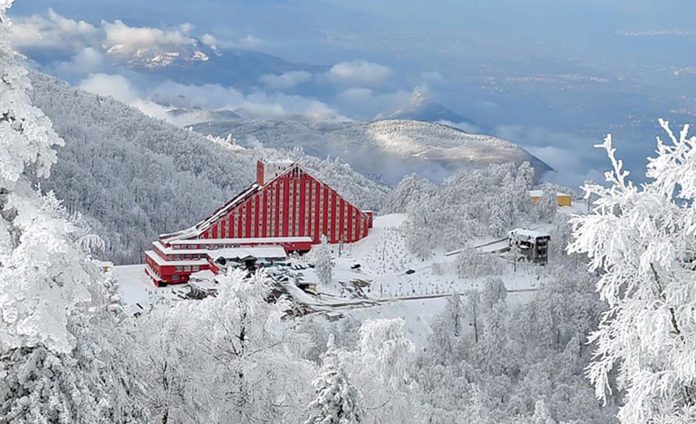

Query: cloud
[[326, 60, 393, 86], [101, 20, 196, 55], [150, 81, 245, 109], [53, 47, 107, 76], [78, 73, 142, 103], [10, 8, 99, 50], [11, 9, 263, 58], [200, 33, 218, 49], [334, 87, 414, 120], [421, 71, 445, 84], [77, 73, 347, 123], [259, 71, 313, 90], [197, 32, 262, 50], [494, 125, 607, 188], [78, 73, 187, 122], [618, 29, 696, 38], [338, 87, 374, 103], [238, 35, 262, 49]]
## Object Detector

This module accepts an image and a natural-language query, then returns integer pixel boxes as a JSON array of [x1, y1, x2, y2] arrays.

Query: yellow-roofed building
[[529, 190, 572, 207]]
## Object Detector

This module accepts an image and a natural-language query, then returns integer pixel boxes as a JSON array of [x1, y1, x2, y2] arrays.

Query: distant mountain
[[165, 107, 241, 126], [105, 38, 211, 70], [29, 72, 388, 264], [107, 41, 324, 87], [375, 91, 473, 127], [193, 119, 552, 186]]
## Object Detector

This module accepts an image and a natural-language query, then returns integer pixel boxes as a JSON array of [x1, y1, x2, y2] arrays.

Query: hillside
[[374, 90, 473, 125], [29, 72, 388, 264], [193, 119, 552, 185]]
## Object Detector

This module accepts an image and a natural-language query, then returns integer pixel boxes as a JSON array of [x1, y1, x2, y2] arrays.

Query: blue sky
[[11, 0, 696, 186]]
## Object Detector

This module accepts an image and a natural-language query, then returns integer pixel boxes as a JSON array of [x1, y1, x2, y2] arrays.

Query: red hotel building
[[144, 160, 373, 286]]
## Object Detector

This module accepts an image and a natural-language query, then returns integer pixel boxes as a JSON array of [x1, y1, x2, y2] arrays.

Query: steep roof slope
[[29, 72, 388, 263]]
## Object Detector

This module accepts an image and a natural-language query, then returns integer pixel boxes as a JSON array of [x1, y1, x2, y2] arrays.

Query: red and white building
[[145, 160, 373, 286]]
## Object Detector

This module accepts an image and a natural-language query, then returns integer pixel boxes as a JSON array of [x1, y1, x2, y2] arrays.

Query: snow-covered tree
[[428, 293, 466, 362], [0, 0, 100, 355], [306, 335, 362, 424], [569, 120, 696, 423], [381, 173, 436, 214], [488, 202, 512, 237], [531, 400, 556, 424], [535, 183, 558, 222], [314, 235, 334, 286], [133, 269, 314, 423], [0, 5, 147, 421], [402, 161, 545, 256]]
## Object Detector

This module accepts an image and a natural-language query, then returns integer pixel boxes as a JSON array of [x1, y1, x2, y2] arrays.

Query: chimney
[[256, 160, 266, 186], [256, 159, 294, 186]]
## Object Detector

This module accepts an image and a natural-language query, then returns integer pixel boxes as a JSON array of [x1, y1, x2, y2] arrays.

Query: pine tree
[[305, 335, 362, 424], [315, 235, 334, 286]]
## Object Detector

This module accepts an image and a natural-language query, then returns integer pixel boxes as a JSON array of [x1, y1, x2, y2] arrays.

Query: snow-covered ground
[[299, 214, 546, 300], [115, 213, 555, 342]]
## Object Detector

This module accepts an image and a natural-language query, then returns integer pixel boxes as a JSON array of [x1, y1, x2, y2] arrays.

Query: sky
[[10, 0, 696, 187]]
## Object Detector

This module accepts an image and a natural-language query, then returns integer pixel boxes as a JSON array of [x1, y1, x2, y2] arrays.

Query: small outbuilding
[[529, 190, 572, 207], [508, 228, 551, 265]]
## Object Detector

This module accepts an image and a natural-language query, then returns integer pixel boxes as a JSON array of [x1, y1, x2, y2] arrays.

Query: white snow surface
[[116, 214, 550, 346]]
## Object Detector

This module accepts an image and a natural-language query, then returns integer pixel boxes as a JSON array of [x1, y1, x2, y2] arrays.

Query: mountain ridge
[[193, 118, 552, 185], [28, 72, 387, 263]]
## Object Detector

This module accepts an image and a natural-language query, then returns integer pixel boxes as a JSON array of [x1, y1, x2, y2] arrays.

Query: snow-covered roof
[[508, 228, 550, 240], [123, 303, 145, 316], [167, 236, 312, 246], [160, 162, 316, 243], [189, 270, 216, 281], [211, 246, 287, 261], [159, 183, 260, 242], [528, 190, 571, 197], [145, 250, 209, 267]]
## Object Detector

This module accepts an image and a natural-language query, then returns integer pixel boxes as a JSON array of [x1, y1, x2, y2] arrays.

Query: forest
[[2, 1, 696, 423]]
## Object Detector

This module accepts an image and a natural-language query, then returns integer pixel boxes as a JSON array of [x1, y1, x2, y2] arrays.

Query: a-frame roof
[[160, 162, 360, 243]]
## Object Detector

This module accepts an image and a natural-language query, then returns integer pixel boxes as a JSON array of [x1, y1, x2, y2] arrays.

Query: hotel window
[[176, 266, 183, 272]]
